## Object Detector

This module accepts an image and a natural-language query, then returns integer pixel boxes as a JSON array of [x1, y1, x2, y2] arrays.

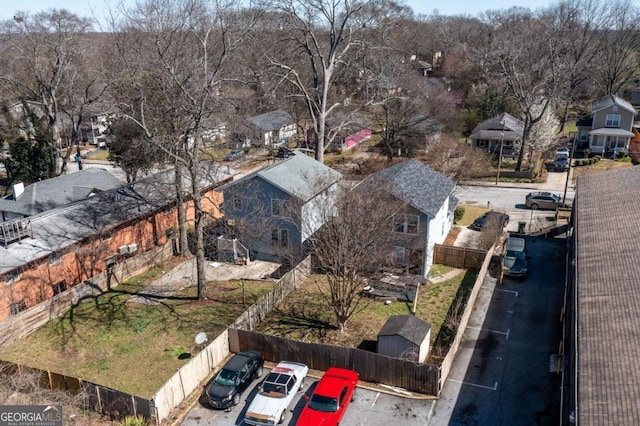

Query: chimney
[[12, 182, 24, 200]]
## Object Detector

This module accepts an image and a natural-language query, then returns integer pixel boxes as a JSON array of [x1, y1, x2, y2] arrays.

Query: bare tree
[[108, 0, 251, 300], [423, 134, 493, 181], [594, 0, 640, 96], [0, 10, 98, 175], [485, 8, 559, 171], [259, 0, 406, 163], [304, 179, 404, 332]]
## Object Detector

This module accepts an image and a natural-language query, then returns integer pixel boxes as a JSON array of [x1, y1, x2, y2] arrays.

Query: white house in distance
[[246, 109, 297, 148]]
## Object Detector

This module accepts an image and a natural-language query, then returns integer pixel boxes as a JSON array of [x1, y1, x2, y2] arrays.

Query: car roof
[[505, 237, 525, 251], [314, 369, 357, 397], [224, 351, 256, 371]]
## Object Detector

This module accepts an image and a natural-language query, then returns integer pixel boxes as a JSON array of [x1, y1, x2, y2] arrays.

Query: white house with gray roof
[[359, 159, 457, 277], [469, 112, 524, 158], [219, 151, 342, 262], [246, 109, 297, 148]]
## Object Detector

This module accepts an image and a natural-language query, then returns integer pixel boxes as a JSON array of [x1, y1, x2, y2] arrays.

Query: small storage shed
[[377, 314, 431, 363]]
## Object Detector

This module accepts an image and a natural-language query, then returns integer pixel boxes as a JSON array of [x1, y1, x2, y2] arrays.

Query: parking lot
[[181, 370, 434, 426], [429, 235, 566, 425]]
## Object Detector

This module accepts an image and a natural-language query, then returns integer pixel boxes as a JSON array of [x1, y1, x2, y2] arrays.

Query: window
[[233, 195, 242, 211], [393, 246, 407, 265], [271, 199, 287, 216], [593, 136, 605, 146], [102, 231, 113, 241], [9, 300, 26, 315], [393, 214, 419, 234], [5, 271, 20, 285], [49, 253, 62, 265], [53, 280, 67, 296], [271, 228, 289, 248], [163, 206, 173, 215], [477, 140, 487, 147], [605, 114, 621, 127]]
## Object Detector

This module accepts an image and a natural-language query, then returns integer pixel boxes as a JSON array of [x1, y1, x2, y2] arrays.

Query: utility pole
[[562, 139, 576, 205], [496, 120, 506, 185]]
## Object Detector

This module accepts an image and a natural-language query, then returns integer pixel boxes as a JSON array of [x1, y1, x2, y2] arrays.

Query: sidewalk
[[461, 168, 574, 193]]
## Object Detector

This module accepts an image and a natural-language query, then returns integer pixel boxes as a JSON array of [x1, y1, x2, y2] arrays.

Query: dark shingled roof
[[363, 159, 455, 218], [469, 112, 524, 141], [378, 314, 431, 344], [574, 166, 640, 426], [0, 168, 123, 216]]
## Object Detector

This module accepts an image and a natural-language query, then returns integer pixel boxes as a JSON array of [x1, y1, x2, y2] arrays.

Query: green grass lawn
[[0, 269, 275, 398]]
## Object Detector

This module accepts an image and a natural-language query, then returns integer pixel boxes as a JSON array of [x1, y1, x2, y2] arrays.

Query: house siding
[[592, 105, 634, 131], [223, 179, 303, 262]]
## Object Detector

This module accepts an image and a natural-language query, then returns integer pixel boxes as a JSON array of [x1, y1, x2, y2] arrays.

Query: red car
[[296, 367, 358, 426]]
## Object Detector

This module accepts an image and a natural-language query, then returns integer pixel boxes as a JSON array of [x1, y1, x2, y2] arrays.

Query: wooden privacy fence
[[151, 329, 230, 423], [229, 328, 440, 396], [0, 361, 152, 420], [438, 246, 495, 389], [231, 256, 311, 330], [433, 244, 487, 270]]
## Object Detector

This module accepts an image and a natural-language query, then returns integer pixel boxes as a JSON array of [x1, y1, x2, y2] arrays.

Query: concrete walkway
[[127, 258, 281, 305]]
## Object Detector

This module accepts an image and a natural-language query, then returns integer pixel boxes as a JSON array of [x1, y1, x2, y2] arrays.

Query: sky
[[2, 0, 640, 26]]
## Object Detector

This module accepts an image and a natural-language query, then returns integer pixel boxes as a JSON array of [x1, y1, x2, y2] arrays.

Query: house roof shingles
[[469, 112, 524, 141], [0, 164, 232, 275], [248, 109, 295, 132], [575, 166, 640, 425], [364, 159, 455, 218], [0, 168, 123, 217], [378, 314, 431, 344], [591, 94, 637, 115], [219, 152, 342, 202]]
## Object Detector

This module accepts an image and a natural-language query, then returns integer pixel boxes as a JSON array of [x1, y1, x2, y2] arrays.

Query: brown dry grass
[[571, 158, 632, 183], [253, 270, 477, 350]]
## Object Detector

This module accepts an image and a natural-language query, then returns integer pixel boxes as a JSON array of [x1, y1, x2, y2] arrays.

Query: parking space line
[[448, 379, 498, 391], [468, 326, 511, 339], [370, 392, 380, 408], [481, 286, 519, 297]]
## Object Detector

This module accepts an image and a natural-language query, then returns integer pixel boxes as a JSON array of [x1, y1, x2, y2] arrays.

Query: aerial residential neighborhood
[[1, 0, 640, 425]]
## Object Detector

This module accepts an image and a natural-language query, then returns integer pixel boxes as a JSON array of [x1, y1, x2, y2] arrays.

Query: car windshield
[[260, 381, 287, 397], [308, 394, 339, 412], [505, 249, 526, 260], [214, 368, 238, 386]]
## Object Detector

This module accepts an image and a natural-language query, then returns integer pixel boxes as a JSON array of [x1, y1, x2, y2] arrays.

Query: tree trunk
[[175, 161, 188, 256], [191, 173, 207, 301]]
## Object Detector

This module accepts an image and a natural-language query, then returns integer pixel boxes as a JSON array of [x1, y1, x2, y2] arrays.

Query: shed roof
[[219, 151, 341, 202], [248, 109, 295, 132], [378, 314, 431, 344], [0, 168, 123, 217], [362, 159, 455, 219], [575, 166, 640, 425]]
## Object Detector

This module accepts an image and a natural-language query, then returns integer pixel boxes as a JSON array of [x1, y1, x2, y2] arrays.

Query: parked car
[[275, 147, 294, 159], [296, 368, 358, 426], [501, 237, 528, 278], [206, 350, 264, 409], [555, 147, 570, 158], [471, 210, 509, 230], [525, 191, 570, 210], [224, 149, 245, 161], [244, 361, 309, 425], [553, 156, 570, 172]]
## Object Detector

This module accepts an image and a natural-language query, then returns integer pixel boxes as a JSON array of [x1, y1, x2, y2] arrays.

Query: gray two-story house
[[357, 159, 457, 277], [219, 152, 342, 262], [574, 94, 636, 156]]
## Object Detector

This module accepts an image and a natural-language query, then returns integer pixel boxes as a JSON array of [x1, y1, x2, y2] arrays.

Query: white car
[[244, 361, 309, 425]]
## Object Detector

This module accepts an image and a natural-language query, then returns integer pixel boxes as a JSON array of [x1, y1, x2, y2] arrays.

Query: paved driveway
[[429, 235, 566, 425]]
